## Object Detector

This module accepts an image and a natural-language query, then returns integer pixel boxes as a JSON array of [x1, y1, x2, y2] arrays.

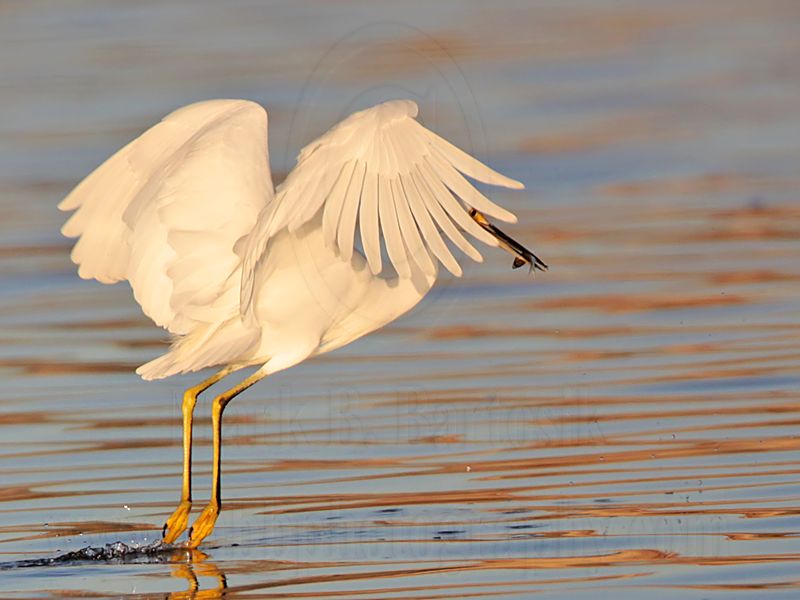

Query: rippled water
[[1, 1, 799, 597]]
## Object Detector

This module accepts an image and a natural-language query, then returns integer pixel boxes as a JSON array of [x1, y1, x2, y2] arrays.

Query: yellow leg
[[162, 366, 236, 544], [188, 366, 269, 548]]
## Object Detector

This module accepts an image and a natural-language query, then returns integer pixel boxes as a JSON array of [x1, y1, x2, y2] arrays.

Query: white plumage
[[59, 98, 541, 547], [60, 99, 526, 381]]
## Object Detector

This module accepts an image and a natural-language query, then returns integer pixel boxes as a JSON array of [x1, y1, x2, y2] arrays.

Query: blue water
[[1, 1, 799, 597]]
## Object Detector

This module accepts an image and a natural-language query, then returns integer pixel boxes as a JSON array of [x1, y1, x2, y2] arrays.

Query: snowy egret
[[59, 99, 546, 547]]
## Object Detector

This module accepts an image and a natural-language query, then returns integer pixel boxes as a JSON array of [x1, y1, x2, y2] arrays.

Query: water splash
[[1, 540, 182, 570]]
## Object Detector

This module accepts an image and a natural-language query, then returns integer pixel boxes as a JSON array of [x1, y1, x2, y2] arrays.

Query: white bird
[[59, 98, 546, 547]]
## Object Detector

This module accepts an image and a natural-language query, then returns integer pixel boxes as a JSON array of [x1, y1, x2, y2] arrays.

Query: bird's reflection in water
[[167, 549, 226, 600]]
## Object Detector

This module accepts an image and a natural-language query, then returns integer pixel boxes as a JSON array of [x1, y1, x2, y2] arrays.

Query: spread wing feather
[[239, 99, 523, 316], [59, 99, 273, 336]]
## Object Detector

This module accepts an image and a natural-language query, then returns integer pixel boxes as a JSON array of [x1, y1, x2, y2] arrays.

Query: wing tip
[[368, 257, 383, 275], [492, 173, 524, 190], [60, 223, 76, 238]]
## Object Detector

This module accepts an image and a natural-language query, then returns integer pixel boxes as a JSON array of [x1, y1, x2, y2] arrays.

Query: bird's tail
[[136, 351, 180, 381], [136, 320, 260, 380]]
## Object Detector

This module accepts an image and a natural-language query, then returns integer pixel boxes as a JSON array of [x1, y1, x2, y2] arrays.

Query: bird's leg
[[188, 366, 269, 548], [163, 366, 236, 544]]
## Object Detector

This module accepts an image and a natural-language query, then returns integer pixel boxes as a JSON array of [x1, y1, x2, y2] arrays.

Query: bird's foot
[[187, 501, 220, 548], [162, 499, 193, 544]]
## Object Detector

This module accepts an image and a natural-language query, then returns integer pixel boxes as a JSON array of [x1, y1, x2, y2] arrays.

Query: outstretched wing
[[59, 99, 273, 335], [240, 99, 523, 315]]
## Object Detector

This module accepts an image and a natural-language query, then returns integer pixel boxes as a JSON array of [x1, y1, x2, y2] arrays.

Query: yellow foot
[[162, 500, 193, 544], [187, 502, 220, 548]]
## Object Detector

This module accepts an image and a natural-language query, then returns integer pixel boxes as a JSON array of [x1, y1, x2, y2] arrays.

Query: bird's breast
[[246, 216, 436, 363]]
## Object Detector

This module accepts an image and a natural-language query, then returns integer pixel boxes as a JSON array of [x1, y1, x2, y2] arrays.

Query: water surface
[[1, 1, 799, 597]]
